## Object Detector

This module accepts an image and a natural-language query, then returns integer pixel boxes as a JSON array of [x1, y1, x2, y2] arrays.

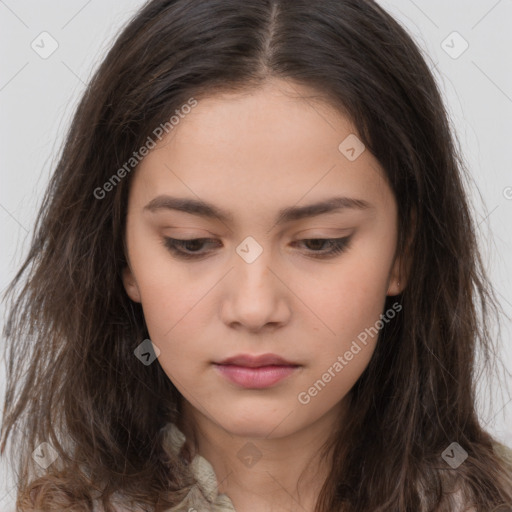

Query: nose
[[219, 249, 291, 333]]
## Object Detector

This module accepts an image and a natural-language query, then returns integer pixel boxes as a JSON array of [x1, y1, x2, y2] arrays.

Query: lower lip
[[213, 364, 299, 388]]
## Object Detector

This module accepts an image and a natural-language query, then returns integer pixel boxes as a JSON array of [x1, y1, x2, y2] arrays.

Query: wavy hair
[[2, 0, 512, 510]]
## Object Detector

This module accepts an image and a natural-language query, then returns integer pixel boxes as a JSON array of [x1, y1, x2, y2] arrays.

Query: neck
[[178, 399, 347, 512]]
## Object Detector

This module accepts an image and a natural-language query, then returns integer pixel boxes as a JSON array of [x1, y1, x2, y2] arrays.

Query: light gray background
[[1, 0, 511, 509]]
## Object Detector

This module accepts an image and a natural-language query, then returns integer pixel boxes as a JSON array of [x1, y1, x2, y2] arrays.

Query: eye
[[162, 237, 220, 260], [161, 236, 352, 260], [291, 237, 352, 259]]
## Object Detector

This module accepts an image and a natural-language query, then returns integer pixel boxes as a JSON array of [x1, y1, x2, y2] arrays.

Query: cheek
[[126, 230, 200, 343], [138, 279, 207, 350], [301, 261, 389, 342], [129, 250, 219, 374], [295, 275, 389, 410], [296, 248, 394, 397], [302, 286, 384, 395], [139, 283, 211, 386]]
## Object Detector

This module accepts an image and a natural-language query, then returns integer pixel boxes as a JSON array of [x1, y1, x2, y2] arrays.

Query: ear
[[122, 264, 142, 303], [387, 255, 406, 296], [387, 208, 415, 296]]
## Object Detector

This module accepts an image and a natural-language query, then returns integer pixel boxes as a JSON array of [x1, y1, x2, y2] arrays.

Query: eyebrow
[[143, 195, 374, 225]]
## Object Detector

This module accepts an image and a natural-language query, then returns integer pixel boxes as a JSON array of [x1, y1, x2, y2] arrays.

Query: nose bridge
[[221, 235, 287, 330], [233, 235, 275, 295]]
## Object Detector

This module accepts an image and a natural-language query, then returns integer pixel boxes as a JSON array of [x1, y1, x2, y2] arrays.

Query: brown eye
[[162, 238, 221, 259], [291, 237, 352, 258], [161, 236, 352, 261]]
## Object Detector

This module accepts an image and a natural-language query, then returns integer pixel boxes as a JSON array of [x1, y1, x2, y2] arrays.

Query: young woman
[[1, 0, 511, 511]]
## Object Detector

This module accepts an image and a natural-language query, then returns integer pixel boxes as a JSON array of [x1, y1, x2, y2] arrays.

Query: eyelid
[[161, 235, 353, 260]]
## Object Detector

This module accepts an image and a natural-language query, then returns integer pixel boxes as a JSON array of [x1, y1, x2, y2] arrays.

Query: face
[[122, 79, 404, 439]]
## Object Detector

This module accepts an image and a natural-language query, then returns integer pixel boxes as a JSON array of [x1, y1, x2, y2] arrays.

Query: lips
[[214, 364, 299, 388], [215, 353, 298, 368]]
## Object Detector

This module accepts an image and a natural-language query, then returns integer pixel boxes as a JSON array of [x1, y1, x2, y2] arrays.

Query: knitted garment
[[162, 422, 237, 512]]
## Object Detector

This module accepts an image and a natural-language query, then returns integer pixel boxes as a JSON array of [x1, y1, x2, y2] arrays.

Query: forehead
[[129, 79, 395, 223]]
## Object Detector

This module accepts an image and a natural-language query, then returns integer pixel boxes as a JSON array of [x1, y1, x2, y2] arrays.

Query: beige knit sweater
[[93, 422, 236, 512], [161, 422, 237, 511]]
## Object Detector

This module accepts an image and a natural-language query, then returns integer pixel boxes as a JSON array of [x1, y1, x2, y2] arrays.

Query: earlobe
[[387, 246, 411, 296], [122, 265, 142, 303], [387, 262, 404, 296]]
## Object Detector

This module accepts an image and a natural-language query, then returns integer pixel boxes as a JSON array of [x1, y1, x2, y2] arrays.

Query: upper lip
[[215, 353, 298, 367]]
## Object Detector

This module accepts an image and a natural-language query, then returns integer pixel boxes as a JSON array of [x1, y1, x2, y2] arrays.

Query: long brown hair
[[2, 0, 511, 510]]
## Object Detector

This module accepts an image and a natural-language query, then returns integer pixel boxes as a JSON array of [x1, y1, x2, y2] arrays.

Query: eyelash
[[161, 236, 352, 260]]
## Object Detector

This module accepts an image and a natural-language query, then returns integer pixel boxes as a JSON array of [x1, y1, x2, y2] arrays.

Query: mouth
[[215, 353, 298, 367], [212, 362, 300, 388]]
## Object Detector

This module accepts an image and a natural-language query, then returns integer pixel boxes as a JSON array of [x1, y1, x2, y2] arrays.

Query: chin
[[216, 410, 301, 440]]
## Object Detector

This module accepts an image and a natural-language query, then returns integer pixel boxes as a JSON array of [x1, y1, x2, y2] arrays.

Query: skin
[[122, 78, 407, 512]]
